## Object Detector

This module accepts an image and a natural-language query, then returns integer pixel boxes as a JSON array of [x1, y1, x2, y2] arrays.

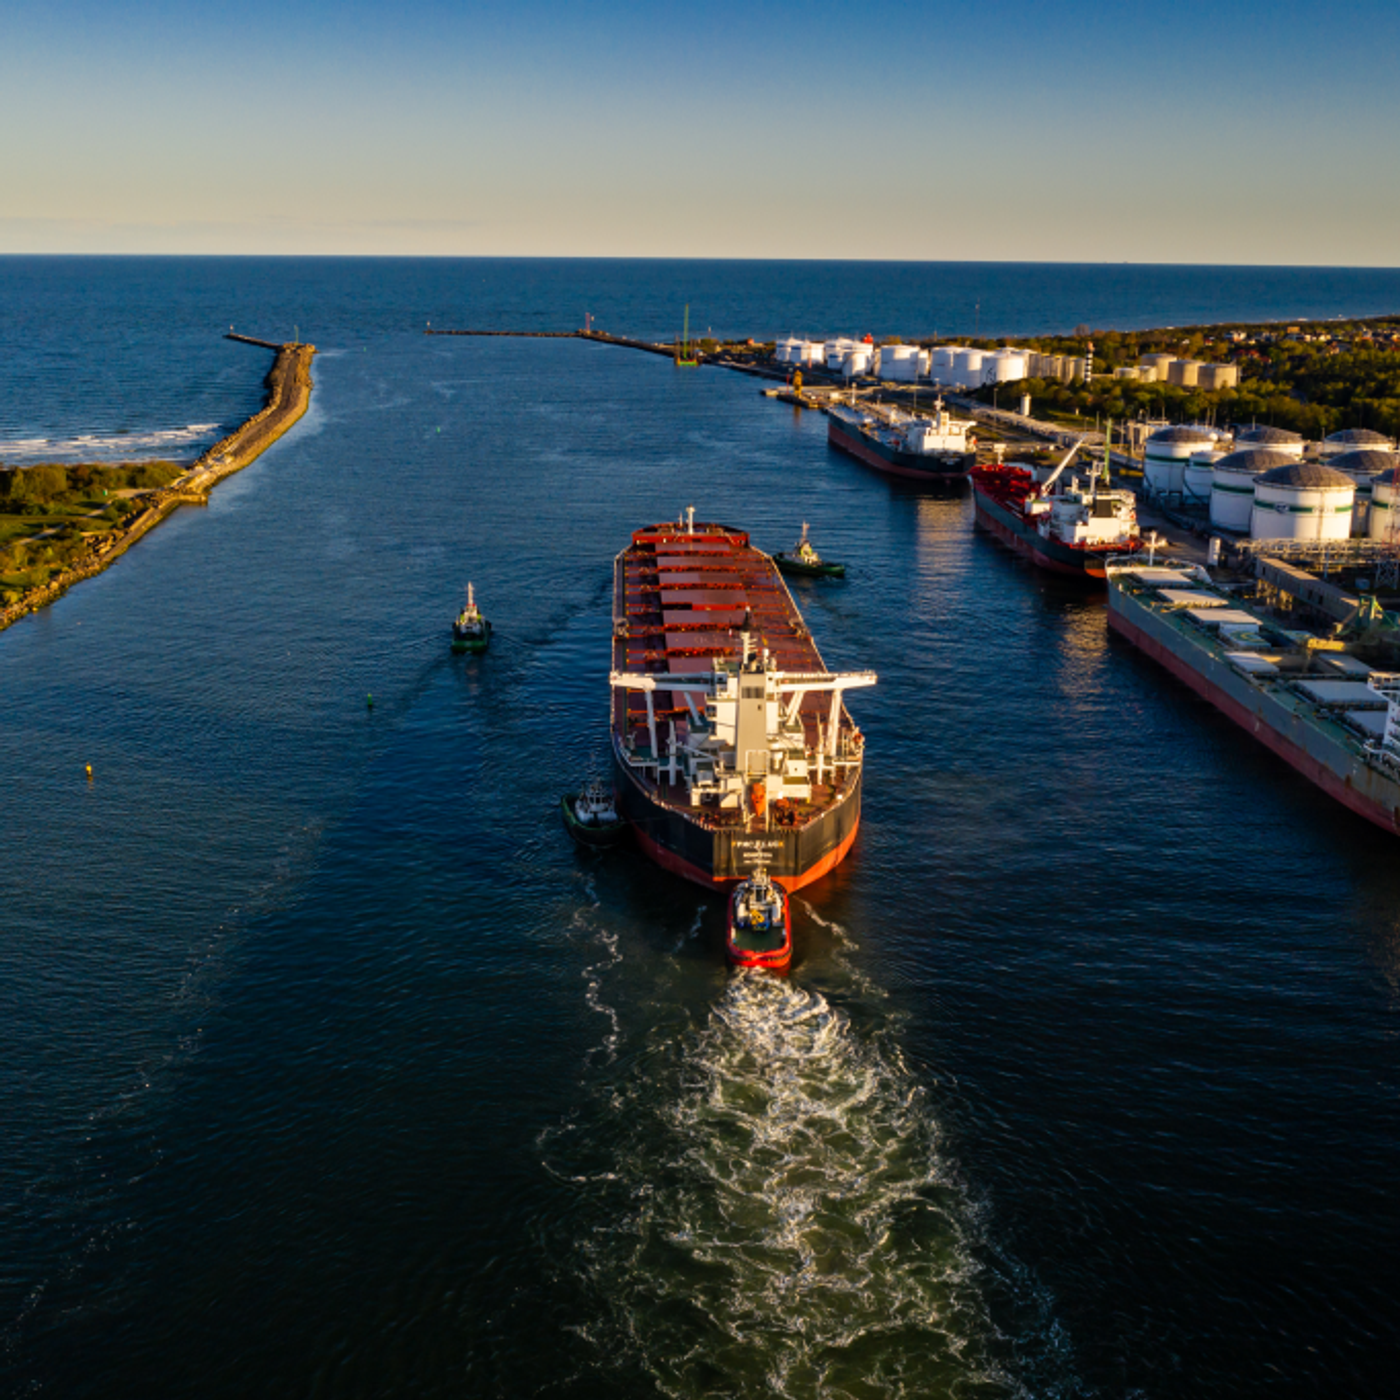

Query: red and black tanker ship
[[611, 513, 876, 891], [971, 440, 1143, 580]]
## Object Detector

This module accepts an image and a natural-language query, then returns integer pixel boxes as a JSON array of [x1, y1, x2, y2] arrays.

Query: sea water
[[1, 258, 1398, 1399]]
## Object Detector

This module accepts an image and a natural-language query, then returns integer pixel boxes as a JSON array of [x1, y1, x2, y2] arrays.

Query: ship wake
[[554, 972, 1069, 1399]]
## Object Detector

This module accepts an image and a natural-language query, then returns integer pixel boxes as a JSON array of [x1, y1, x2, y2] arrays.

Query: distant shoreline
[[0, 339, 315, 636]]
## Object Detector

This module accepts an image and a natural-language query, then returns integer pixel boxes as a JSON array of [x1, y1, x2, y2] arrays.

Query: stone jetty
[[0, 339, 315, 635]]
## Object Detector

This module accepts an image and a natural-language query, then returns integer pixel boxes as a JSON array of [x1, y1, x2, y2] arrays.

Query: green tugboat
[[561, 778, 628, 847], [451, 583, 491, 654], [774, 523, 846, 579]]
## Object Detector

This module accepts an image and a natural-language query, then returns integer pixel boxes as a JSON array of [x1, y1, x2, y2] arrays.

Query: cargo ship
[[1106, 557, 1400, 835], [611, 512, 876, 890], [827, 398, 976, 480], [972, 441, 1142, 579]]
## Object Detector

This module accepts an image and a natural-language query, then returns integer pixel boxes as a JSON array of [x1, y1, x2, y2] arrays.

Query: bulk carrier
[[611, 512, 876, 890], [1106, 557, 1400, 835]]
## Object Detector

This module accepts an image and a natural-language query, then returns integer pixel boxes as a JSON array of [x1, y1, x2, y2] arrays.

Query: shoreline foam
[[0, 340, 315, 635]]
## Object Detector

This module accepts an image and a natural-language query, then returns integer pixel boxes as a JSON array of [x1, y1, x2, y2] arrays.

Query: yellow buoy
[[85, 764, 93, 780]]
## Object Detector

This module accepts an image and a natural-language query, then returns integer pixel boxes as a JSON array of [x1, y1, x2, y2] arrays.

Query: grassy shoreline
[[0, 341, 315, 636]]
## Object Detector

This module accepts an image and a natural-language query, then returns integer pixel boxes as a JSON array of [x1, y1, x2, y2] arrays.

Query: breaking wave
[[551, 972, 1073, 1398], [0, 423, 221, 464]]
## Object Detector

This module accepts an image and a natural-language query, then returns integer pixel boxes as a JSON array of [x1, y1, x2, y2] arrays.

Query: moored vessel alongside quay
[[1106, 557, 1400, 834], [972, 441, 1142, 580], [827, 397, 976, 480], [611, 513, 876, 890]]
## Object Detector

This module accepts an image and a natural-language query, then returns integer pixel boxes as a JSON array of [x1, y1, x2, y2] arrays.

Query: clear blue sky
[[3, 0, 1397, 262]]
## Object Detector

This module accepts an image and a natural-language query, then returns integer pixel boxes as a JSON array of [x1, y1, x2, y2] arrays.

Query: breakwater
[[0, 339, 315, 635], [426, 326, 678, 358]]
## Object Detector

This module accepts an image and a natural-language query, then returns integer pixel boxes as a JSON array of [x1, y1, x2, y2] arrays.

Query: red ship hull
[[612, 522, 866, 891], [972, 467, 1139, 581], [725, 888, 793, 973]]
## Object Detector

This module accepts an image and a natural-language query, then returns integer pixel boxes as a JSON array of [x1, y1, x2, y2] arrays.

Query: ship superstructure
[[611, 513, 875, 889]]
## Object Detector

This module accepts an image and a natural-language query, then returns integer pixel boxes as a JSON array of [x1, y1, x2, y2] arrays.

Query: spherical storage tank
[[1183, 450, 1224, 504], [1329, 449, 1400, 535], [1235, 425, 1306, 459], [1250, 462, 1354, 542], [1210, 447, 1296, 531], [1145, 425, 1215, 497], [1323, 427, 1396, 456], [1368, 468, 1400, 542]]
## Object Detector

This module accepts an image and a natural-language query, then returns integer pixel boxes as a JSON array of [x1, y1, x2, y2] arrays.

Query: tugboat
[[725, 867, 792, 972], [775, 523, 846, 579], [561, 778, 628, 847], [451, 583, 491, 654]]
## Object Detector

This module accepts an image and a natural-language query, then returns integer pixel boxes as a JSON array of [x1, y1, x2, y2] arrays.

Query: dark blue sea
[[2, 258, 1399, 1400]]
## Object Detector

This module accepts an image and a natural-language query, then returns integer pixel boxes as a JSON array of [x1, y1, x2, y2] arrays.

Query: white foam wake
[[563, 974, 1059, 1399]]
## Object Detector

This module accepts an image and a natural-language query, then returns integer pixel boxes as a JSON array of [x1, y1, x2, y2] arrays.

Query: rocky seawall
[[0, 341, 315, 635]]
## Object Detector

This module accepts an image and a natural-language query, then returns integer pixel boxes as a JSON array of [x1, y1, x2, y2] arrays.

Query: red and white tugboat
[[971, 438, 1143, 580], [725, 867, 792, 972]]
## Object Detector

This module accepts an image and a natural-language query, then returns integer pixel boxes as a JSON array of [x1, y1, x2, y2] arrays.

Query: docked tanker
[[827, 397, 976, 480], [611, 513, 876, 891], [972, 438, 1143, 580]]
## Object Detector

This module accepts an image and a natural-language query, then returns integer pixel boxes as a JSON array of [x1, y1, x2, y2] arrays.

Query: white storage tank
[[927, 346, 958, 383], [841, 347, 873, 378], [1368, 468, 1400, 542], [953, 348, 986, 387], [1145, 425, 1215, 498], [1210, 447, 1296, 531], [1250, 462, 1354, 541], [878, 344, 920, 382], [1329, 449, 1400, 535], [1235, 425, 1306, 459], [824, 340, 851, 371], [984, 351, 1028, 383], [1183, 450, 1224, 505], [1322, 427, 1396, 457], [774, 337, 802, 364]]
